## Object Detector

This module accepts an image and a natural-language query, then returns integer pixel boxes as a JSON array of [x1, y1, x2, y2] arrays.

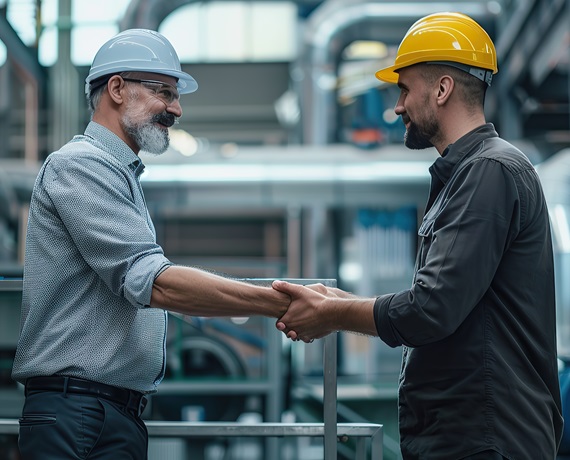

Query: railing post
[[323, 332, 338, 459]]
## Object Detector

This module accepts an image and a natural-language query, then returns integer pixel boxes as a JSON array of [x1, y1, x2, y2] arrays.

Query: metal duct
[[120, 0, 324, 30], [299, 0, 495, 145], [120, 0, 495, 146], [120, 0, 190, 30]]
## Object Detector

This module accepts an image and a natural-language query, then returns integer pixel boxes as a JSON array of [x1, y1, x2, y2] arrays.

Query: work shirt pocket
[[416, 217, 435, 273]]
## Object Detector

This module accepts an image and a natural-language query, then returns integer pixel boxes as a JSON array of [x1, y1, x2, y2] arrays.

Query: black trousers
[[18, 390, 148, 459]]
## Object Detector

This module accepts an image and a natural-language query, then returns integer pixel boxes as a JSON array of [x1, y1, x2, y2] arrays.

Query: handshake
[[270, 280, 377, 343]]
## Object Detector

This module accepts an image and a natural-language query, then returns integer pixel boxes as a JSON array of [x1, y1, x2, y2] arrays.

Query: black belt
[[25, 376, 148, 417]]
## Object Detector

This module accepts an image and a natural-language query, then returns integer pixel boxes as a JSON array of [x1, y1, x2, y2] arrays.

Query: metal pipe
[[120, 0, 324, 30], [494, 0, 535, 61], [301, 0, 493, 145]]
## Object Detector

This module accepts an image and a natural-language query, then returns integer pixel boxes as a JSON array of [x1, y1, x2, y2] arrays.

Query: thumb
[[272, 280, 302, 296]]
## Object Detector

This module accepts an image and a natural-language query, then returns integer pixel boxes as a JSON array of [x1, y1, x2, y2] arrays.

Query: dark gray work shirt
[[12, 122, 172, 393], [374, 124, 563, 459]]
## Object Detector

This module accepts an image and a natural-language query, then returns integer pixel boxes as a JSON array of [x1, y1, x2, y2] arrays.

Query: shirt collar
[[83, 121, 146, 177], [430, 123, 499, 185]]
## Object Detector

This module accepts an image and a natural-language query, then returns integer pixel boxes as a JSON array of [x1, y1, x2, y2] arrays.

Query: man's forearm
[[332, 297, 378, 336], [150, 265, 289, 318]]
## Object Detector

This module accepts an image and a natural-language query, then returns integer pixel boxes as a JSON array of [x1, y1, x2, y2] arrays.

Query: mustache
[[152, 112, 177, 128]]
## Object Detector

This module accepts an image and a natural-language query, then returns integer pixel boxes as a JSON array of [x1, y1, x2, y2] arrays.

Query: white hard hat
[[85, 29, 198, 95]]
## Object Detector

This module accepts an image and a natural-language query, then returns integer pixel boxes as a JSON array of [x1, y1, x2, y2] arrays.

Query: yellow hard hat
[[375, 12, 498, 85]]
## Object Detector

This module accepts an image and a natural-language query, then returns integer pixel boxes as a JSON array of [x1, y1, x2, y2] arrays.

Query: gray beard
[[134, 123, 169, 155], [123, 116, 170, 155]]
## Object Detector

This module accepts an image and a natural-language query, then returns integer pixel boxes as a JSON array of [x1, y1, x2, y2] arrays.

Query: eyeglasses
[[122, 77, 180, 105]]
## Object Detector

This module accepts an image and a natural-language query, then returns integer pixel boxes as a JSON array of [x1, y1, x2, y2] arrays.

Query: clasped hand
[[272, 280, 355, 343]]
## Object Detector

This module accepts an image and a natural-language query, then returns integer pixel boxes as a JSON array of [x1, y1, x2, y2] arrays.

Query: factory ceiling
[[121, 0, 570, 155], [0, 0, 567, 160]]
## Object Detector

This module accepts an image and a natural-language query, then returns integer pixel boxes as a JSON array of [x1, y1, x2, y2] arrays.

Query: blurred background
[[0, 0, 569, 459]]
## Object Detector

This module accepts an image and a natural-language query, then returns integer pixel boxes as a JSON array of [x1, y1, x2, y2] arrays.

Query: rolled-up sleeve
[[43, 152, 172, 308]]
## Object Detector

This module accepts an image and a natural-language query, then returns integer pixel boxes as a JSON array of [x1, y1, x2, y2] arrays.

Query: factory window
[[158, 2, 298, 63], [1, 0, 297, 67]]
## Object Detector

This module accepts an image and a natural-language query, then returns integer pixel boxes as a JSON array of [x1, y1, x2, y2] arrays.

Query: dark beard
[[404, 121, 435, 150]]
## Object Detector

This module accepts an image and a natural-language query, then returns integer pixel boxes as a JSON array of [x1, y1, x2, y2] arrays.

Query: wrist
[[332, 298, 377, 335]]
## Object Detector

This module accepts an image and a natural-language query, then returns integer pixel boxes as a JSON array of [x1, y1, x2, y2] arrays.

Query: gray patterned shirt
[[12, 122, 172, 393]]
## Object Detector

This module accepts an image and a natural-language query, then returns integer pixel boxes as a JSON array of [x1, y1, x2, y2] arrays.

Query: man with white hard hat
[[12, 29, 290, 459], [274, 12, 563, 459]]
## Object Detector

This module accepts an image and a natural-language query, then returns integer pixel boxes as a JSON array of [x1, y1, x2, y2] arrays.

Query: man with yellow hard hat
[[275, 12, 563, 459]]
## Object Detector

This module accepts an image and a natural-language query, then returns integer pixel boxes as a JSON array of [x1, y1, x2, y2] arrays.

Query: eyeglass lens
[[122, 78, 180, 105]]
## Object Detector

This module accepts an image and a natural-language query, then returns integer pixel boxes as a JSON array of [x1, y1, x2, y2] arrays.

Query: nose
[[167, 99, 183, 118], [394, 94, 405, 116]]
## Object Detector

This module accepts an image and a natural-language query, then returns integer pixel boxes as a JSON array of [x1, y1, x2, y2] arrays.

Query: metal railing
[[0, 419, 383, 459], [0, 278, 384, 459]]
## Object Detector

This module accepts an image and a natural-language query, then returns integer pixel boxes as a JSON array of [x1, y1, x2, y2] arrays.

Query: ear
[[106, 75, 126, 104], [436, 75, 454, 106]]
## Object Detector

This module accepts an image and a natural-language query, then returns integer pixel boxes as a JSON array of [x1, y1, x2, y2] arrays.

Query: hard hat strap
[[88, 75, 115, 95], [427, 61, 493, 86]]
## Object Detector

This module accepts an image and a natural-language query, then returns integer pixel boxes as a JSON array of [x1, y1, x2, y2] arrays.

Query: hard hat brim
[[85, 67, 198, 96], [375, 65, 399, 84], [165, 70, 198, 94]]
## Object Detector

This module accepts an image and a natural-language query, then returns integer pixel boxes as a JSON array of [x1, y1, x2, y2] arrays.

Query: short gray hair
[[86, 72, 139, 115]]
